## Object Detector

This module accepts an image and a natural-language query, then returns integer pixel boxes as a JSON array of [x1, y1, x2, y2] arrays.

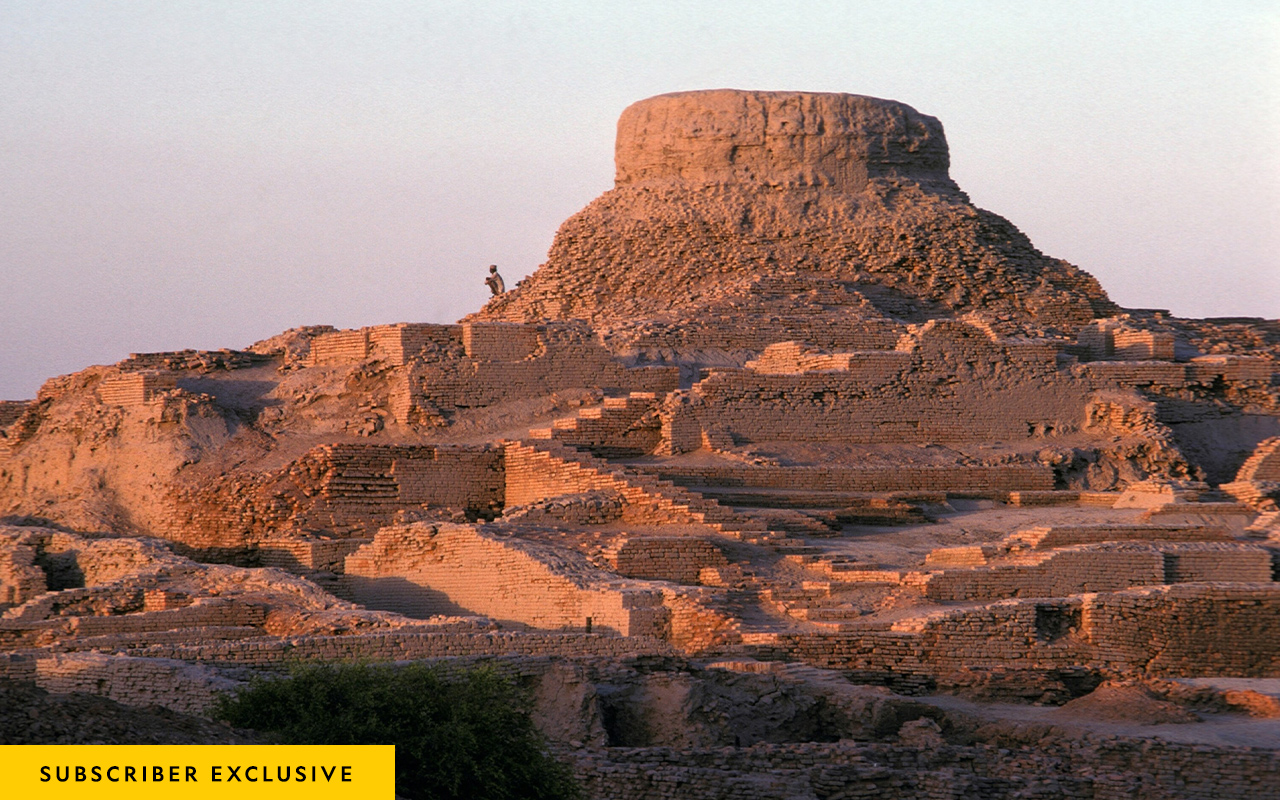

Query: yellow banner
[[0, 745, 396, 799]]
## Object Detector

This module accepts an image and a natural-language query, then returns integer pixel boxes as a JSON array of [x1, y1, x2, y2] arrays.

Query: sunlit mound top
[[468, 90, 1116, 345]]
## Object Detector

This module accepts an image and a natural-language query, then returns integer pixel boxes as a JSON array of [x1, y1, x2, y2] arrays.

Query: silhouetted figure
[[485, 264, 506, 296]]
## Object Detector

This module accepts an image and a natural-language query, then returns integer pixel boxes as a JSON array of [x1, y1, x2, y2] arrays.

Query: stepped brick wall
[[503, 440, 769, 541], [529, 393, 662, 457], [504, 441, 696, 526], [344, 523, 668, 637]]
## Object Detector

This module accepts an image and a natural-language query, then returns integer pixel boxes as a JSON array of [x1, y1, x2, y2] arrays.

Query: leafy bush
[[214, 662, 580, 800]]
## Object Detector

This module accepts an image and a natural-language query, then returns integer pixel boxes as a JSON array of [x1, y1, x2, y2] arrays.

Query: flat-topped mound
[[471, 89, 1116, 342], [615, 90, 953, 191]]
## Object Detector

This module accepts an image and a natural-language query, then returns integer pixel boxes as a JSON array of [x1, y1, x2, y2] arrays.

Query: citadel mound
[[3, 90, 1280, 797]]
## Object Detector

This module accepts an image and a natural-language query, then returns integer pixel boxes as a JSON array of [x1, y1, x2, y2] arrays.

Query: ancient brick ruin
[[3, 90, 1279, 798]]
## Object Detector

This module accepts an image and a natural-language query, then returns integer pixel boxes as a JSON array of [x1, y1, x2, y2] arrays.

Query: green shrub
[[213, 662, 580, 800]]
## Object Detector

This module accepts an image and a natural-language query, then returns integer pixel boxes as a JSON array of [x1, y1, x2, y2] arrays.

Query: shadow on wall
[[1169, 415, 1280, 485], [343, 576, 473, 620]]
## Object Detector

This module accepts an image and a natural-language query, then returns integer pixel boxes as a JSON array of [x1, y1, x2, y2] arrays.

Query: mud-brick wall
[[369, 323, 461, 364], [650, 464, 1055, 493], [308, 329, 369, 366], [343, 523, 668, 637], [919, 549, 1167, 602], [129, 630, 676, 666], [0, 539, 46, 609], [503, 442, 701, 526], [33, 652, 241, 715], [605, 536, 727, 585], [1083, 583, 1280, 676], [693, 324, 1091, 445], [164, 443, 505, 550], [97, 371, 177, 406], [388, 445, 505, 509], [568, 739, 1280, 800], [417, 323, 680, 411], [0, 401, 30, 428], [292, 443, 505, 534]]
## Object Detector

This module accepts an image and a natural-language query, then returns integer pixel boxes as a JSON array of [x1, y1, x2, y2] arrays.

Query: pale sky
[[2, 1, 1278, 399]]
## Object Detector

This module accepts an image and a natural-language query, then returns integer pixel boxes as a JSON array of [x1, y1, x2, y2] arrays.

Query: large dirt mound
[[472, 90, 1116, 341]]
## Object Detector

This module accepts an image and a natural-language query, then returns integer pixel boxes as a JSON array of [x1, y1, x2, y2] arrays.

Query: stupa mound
[[614, 90, 953, 191], [472, 89, 1117, 344]]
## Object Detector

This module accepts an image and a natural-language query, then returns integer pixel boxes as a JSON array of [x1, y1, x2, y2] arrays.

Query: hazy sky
[[2, 1, 1278, 399]]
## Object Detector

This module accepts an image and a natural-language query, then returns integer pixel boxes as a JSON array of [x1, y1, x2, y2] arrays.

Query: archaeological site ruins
[[3, 90, 1279, 798]]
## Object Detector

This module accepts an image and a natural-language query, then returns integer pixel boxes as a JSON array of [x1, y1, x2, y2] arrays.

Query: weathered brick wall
[[604, 536, 728, 584], [1161, 544, 1274, 583], [693, 321, 1090, 444], [1077, 319, 1175, 362], [917, 548, 1166, 601], [530, 393, 662, 457], [1013, 524, 1232, 549], [0, 536, 46, 609], [567, 738, 1280, 800], [1083, 583, 1280, 676], [648, 463, 1055, 494], [1234, 437, 1280, 482], [762, 583, 1280, 679], [257, 536, 369, 573], [412, 326, 680, 411], [165, 443, 504, 548], [97, 371, 177, 406], [462, 322, 543, 361], [369, 323, 462, 364], [916, 542, 1274, 602], [615, 314, 906, 352], [343, 523, 668, 637], [0, 400, 30, 428], [308, 329, 370, 365], [65, 599, 267, 637], [33, 652, 241, 715], [127, 630, 677, 665]]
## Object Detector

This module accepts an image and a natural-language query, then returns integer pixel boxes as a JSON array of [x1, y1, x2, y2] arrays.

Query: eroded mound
[[473, 89, 1116, 340]]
